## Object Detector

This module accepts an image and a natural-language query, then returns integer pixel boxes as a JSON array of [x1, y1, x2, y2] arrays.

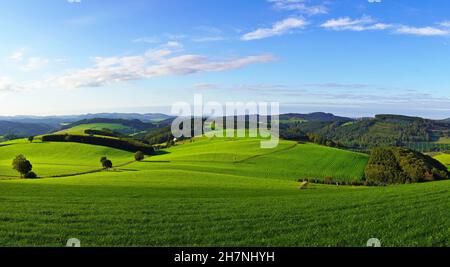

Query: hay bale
[[299, 181, 308, 190]]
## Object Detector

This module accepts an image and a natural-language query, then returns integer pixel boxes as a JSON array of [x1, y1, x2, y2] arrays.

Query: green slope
[[435, 153, 450, 168], [152, 137, 369, 181], [57, 123, 132, 135], [0, 137, 448, 247], [0, 141, 133, 178], [0, 170, 448, 246]]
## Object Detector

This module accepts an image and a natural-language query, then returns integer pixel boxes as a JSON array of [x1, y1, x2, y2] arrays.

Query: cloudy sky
[[1, 0, 450, 118]]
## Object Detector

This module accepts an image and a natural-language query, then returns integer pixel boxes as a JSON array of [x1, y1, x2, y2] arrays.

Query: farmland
[[56, 123, 133, 135], [0, 136, 449, 247]]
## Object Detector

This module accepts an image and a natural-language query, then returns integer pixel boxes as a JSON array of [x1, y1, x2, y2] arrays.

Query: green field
[[57, 123, 132, 135], [0, 140, 133, 178], [0, 137, 449, 247], [435, 153, 450, 167]]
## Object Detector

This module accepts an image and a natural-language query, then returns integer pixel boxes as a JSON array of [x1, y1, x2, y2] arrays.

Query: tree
[[102, 158, 113, 169], [12, 155, 33, 178], [100, 156, 107, 164], [28, 136, 35, 143], [134, 151, 145, 161]]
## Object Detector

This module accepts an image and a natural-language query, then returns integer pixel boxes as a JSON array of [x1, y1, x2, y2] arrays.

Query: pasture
[[0, 137, 448, 247]]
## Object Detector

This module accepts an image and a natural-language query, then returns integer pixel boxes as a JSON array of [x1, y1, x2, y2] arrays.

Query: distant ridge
[[0, 113, 174, 126], [280, 112, 353, 122]]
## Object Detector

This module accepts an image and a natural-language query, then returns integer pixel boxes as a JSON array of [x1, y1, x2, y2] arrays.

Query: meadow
[[0, 136, 448, 247]]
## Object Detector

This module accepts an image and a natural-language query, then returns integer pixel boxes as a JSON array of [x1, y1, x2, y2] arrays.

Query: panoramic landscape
[[0, 0, 450, 250]]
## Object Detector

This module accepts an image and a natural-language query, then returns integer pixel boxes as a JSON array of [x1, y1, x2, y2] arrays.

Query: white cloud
[[132, 36, 160, 44], [0, 77, 17, 92], [67, 0, 81, 3], [440, 21, 450, 28], [242, 17, 307, 41], [193, 83, 220, 90], [8, 49, 50, 71], [22, 57, 50, 71], [47, 49, 275, 89], [9, 49, 25, 61], [394, 25, 450, 36], [269, 0, 328, 15], [193, 36, 226, 42], [165, 41, 183, 49], [368, 0, 381, 3], [321, 16, 391, 31]]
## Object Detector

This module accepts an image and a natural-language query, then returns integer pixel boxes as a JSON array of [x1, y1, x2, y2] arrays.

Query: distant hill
[[0, 121, 53, 137], [59, 118, 157, 133], [280, 112, 352, 122], [279, 114, 450, 151], [0, 113, 173, 126]]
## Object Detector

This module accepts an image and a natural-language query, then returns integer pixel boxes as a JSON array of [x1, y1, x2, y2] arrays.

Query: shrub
[[134, 151, 145, 161], [102, 159, 113, 169], [24, 171, 38, 179]]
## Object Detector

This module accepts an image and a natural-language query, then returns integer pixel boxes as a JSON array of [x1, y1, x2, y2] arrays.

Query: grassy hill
[[0, 139, 133, 178], [57, 123, 133, 136], [0, 136, 448, 247], [435, 153, 450, 167], [152, 137, 368, 182]]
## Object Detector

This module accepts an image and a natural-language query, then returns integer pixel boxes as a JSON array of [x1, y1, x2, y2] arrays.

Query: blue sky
[[1, 0, 450, 118]]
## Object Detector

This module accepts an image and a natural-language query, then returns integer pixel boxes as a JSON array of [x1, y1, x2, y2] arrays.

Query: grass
[[57, 123, 132, 135], [0, 137, 448, 247], [435, 153, 450, 168], [0, 141, 133, 178], [0, 170, 448, 247], [153, 138, 368, 182]]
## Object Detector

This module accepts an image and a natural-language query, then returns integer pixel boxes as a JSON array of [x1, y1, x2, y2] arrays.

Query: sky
[[1, 0, 450, 118]]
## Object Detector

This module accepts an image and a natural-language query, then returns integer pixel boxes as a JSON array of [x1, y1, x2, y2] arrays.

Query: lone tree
[[100, 157, 113, 169], [134, 151, 145, 161], [28, 136, 34, 143], [12, 155, 33, 178]]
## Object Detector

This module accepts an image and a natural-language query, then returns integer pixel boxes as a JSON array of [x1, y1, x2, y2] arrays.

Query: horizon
[[1, 0, 450, 117], [1, 108, 449, 121]]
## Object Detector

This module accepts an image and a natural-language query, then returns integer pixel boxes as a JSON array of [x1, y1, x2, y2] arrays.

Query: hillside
[[280, 114, 450, 151], [0, 121, 53, 138], [148, 137, 368, 182], [0, 135, 448, 246], [0, 139, 133, 178]]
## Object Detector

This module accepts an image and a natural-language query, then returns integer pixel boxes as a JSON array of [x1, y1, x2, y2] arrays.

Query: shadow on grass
[[153, 150, 170, 156]]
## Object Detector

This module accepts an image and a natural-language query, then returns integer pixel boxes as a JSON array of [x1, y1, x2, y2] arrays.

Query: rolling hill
[[0, 139, 133, 178], [0, 121, 53, 138], [0, 136, 448, 246]]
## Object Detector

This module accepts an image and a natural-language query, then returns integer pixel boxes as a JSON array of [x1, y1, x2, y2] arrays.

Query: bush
[[24, 171, 38, 179], [102, 159, 113, 169], [134, 151, 145, 161]]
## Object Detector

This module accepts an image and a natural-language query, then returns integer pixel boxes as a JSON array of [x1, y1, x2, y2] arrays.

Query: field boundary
[[234, 142, 298, 163]]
